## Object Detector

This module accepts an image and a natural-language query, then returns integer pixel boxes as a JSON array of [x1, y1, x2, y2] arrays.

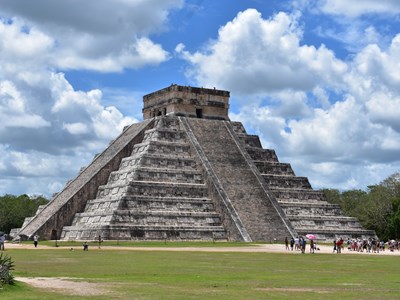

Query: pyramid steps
[[279, 202, 342, 216], [63, 224, 226, 240], [231, 125, 375, 241], [296, 228, 376, 239], [253, 161, 295, 176], [61, 116, 227, 241], [143, 128, 188, 143], [71, 210, 222, 226], [107, 167, 203, 185], [118, 196, 214, 212], [122, 153, 197, 170], [131, 140, 192, 156], [262, 174, 312, 189], [236, 134, 263, 148], [269, 188, 327, 203], [84, 196, 213, 212]]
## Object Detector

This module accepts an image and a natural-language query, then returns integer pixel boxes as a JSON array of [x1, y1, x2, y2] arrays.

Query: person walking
[[33, 234, 39, 248], [290, 237, 294, 251]]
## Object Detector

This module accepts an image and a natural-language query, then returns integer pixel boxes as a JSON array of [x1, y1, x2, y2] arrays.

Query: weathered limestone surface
[[143, 84, 230, 120], [230, 122, 376, 241], [14, 119, 153, 240], [61, 117, 227, 241], [184, 118, 294, 241]]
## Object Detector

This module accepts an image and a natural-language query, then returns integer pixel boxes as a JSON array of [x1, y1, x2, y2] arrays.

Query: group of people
[[0, 234, 38, 250], [344, 238, 399, 253], [284, 236, 400, 254], [285, 236, 318, 253]]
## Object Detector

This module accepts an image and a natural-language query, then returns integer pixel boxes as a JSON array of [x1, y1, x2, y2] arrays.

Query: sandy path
[[4, 241, 400, 255]]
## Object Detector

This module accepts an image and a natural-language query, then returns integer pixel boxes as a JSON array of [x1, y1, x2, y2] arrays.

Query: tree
[[320, 172, 400, 240], [0, 194, 49, 234]]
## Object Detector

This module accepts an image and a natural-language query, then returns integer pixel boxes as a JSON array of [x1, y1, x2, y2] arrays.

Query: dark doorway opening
[[196, 108, 203, 118], [51, 229, 58, 240]]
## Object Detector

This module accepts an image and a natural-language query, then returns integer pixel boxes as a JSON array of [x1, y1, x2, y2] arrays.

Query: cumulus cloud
[[317, 0, 400, 18], [0, 3, 158, 195], [177, 9, 347, 95], [0, 0, 183, 72], [183, 8, 400, 190]]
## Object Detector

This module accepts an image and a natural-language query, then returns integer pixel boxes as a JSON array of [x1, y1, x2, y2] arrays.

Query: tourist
[[295, 237, 300, 250], [285, 237, 289, 251], [98, 235, 102, 249], [300, 237, 306, 253], [33, 234, 39, 247], [310, 239, 314, 254], [83, 242, 89, 251], [290, 237, 294, 251], [333, 239, 337, 253], [0, 234, 5, 251], [336, 238, 344, 254]]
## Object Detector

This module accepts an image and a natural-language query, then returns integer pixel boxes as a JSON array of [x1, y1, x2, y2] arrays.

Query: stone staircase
[[231, 122, 376, 241], [61, 117, 227, 241]]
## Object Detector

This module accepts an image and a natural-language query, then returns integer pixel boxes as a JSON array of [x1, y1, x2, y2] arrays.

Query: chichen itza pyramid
[[13, 85, 376, 242]]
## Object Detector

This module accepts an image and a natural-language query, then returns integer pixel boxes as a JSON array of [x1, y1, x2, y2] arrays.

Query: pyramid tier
[[262, 174, 312, 189], [62, 224, 227, 240], [254, 161, 295, 176]]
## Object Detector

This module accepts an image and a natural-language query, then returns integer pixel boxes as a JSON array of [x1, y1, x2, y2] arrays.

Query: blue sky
[[1, 0, 400, 197]]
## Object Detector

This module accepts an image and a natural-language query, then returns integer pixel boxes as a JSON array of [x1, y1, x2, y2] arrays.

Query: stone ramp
[[184, 118, 294, 242], [14, 119, 154, 240]]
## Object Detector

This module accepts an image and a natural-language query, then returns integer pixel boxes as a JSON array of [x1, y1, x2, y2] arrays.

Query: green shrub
[[0, 253, 15, 286]]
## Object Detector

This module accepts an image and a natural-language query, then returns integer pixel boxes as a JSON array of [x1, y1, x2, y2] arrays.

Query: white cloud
[[62, 122, 89, 135], [0, 10, 141, 196], [177, 9, 347, 95], [192, 8, 400, 191], [0, 80, 51, 128], [0, 0, 183, 72], [318, 0, 400, 18]]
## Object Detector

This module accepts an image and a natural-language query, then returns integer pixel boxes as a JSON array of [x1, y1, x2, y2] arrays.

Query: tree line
[[321, 172, 400, 241], [0, 194, 48, 235]]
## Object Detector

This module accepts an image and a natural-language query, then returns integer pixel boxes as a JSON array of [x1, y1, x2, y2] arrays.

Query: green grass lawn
[[1, 244, 399, 299]]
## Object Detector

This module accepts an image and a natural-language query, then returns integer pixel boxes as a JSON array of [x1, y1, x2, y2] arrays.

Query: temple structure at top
[[11, 85, 376, 243], [142, 84, 230, 120]]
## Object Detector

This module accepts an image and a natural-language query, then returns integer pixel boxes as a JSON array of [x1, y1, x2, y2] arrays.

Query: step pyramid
[[61, 117, 227, 241], [13, 85, 376, 242]]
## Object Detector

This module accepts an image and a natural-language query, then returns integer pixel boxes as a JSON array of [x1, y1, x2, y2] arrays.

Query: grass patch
[[2, 247, 400, 299]]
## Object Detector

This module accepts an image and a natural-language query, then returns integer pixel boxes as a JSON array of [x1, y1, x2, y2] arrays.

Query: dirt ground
[[6, 241, 400, 296], [5, 241, 400, 255]]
